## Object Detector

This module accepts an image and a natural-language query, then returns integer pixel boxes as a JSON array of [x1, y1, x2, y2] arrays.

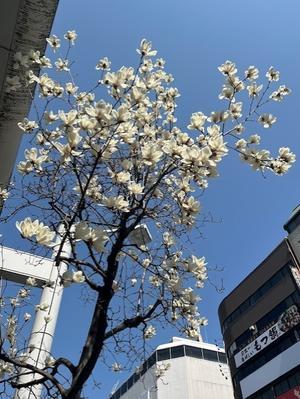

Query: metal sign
[[234, 305, 300, 368]]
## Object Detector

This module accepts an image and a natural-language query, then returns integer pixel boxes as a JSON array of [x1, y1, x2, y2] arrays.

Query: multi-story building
[[109, 337, 234, 399], [218, 206, 300, 399]]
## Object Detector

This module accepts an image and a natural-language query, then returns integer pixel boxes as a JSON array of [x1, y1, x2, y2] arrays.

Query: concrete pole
[[14, 227, 71, 399]]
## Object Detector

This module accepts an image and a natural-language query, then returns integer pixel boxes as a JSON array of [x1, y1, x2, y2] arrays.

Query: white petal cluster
[[0, 361, 13, 378], [74, 222, 108, 252], [62, 270, 85, 286], [144, 325, 156, 339], [17, 148, 48, 174], [64, 30, 77, 45], [0, 187, 9, 201], [111, 362, 122, 372], [155, 362, 170, 378], [16, 217, 55, 246], [17, 118, 38, 133]]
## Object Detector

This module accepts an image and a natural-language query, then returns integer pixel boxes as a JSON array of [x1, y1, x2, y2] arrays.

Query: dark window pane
[[147, 353, 156, 369], [218, 352, 227, 364], [157, 348, 170, 361], [127, 375, 134, 389], [185, 346, 203, 359], [171, 345, 184, 358], [203, 349, 218, 362], [133, 372, 140, 383], [295, 370, 300, 385], [288, 373, 298, 389], [120, 383, 127, 395]]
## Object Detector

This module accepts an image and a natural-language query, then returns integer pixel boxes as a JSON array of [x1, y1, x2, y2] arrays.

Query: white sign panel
[[234, 305, 300, 368]]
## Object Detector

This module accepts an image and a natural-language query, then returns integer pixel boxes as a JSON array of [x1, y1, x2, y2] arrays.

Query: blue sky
[[4, 0, 300, 396]]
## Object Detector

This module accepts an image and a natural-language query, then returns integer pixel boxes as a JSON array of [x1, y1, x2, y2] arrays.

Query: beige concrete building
[[110, 337, 234, 399]]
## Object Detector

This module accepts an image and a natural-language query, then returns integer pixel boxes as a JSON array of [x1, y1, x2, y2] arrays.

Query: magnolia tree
[[0, 30, 295, 398]]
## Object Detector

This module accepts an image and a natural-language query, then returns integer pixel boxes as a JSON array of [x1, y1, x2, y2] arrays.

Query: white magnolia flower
[[35, 224, 55, 246], [181, 196, 201, 216], [248, 134, 261, 145], [218, 84, 235, 101], [16, 217, 40, 238], [236, 139, 247, 149], [149, 275, 162, 287], [112, 362, 122, 372], [245, 66, 259, 80], [247, 82, 263, 97], [155, 363, 170, 378], [39, 56, 52, 68], [55, 58, 70, 72], [26, 277, 37, 286], [266, 66, 280, 81], [58, 110, 77, 126], [230, 102, 242, 119], [0, 188, 9, 201], [130, 277, 137, 287], [46, 35, 61, 51], [218, 60, 237, 76], [186, 255, 207, 282], [36, 301, 50, 311], [17, 118, 38, 133], [0, 361, 13, 378], [44, 315, 52, 323], [96, 57, 111, 70], [278, 147, 296, 164], [64, 30, 77, 44], [127, 181, 144, 195], [45, 356, 56, 367], [24, 313, 31, 321], [207, 111, 230, 123], [65, 82, 78, 95], [44, 111, 59, 124], [73, 271, 85, 283], [102, 196, 129, 212], [137, 39, 157, 57], [258, 113, 277, 128], [163, 232, 175, 247], [16, 217, 54, 246], [269, 85, 291, 101], [74, 222, 108, 252], [188, 112, 207, 131], [144, 325, 156, 339], [141, 143, 163, 166]]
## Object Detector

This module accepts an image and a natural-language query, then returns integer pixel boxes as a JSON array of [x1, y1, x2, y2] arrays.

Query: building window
[[222, 263, 292, 333], [171, 345, 184, 358], [185, 346, 203, 359], [203, 349, 219, 362], [157, 348, 170, 361]]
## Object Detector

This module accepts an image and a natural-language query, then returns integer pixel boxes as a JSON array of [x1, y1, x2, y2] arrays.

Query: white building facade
[[110, 338, 234, 399]]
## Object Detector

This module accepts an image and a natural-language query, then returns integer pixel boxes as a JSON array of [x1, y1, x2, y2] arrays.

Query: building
[[109, 337, 234, 399], [0, 0, 59, 211], [218, 206, 300, 399]]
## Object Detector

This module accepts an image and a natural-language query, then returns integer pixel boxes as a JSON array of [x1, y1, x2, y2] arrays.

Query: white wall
[[120, 355, 234, 399]]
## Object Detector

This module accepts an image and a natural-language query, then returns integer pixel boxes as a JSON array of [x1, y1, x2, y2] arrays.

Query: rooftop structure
[[110, 337, 234, 399]]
